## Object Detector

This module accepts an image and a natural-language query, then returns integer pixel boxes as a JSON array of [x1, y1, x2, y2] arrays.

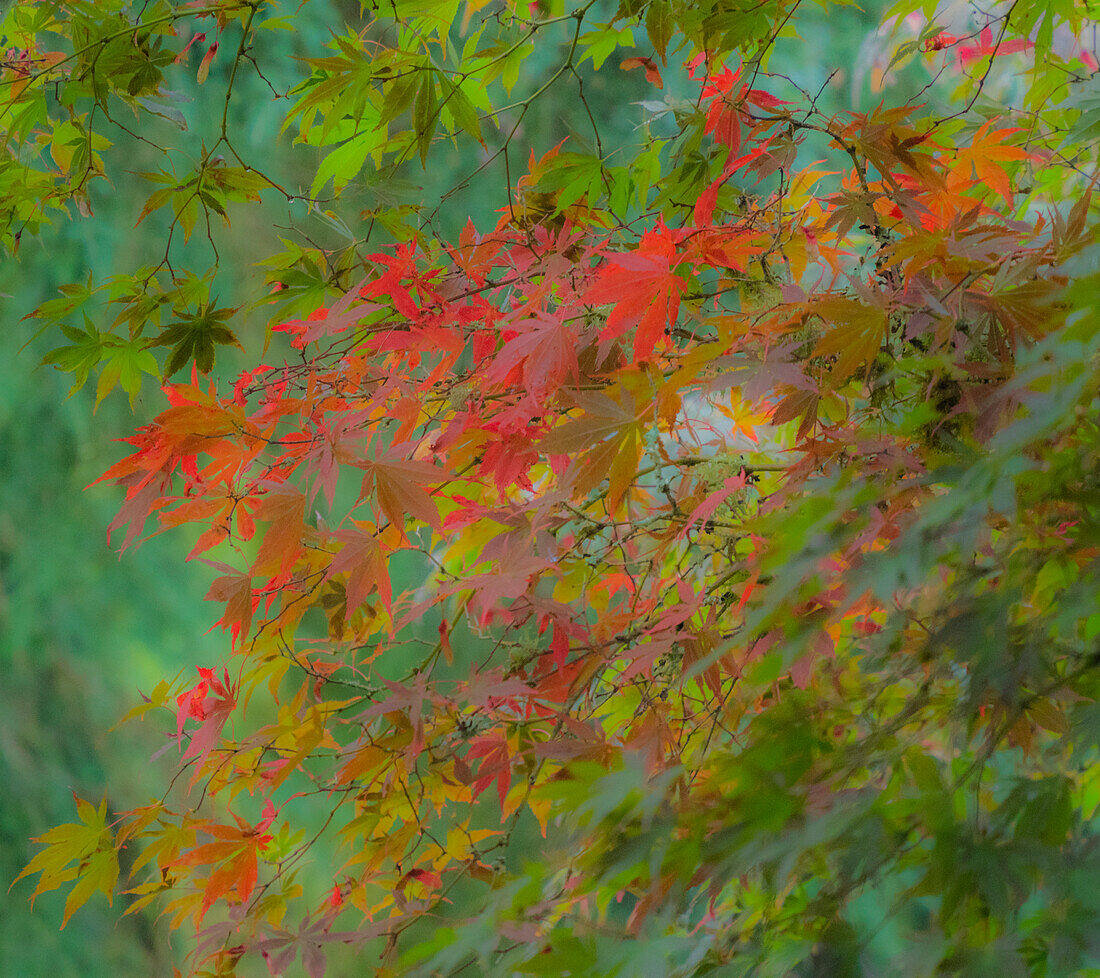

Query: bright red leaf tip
[[175, 666, 237, 767]]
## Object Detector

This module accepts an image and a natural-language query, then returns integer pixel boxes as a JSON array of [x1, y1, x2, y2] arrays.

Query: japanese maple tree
[[10, 0, 1100, 975]]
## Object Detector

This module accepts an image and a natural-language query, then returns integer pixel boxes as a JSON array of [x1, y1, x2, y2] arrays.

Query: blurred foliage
[[7, 0, 1096, 974]]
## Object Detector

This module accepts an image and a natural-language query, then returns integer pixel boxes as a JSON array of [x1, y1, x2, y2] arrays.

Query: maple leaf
[[691, 57, 744, 154], [462, 669, 540, 709], [771, 386, 821, 441], [254, 916, 386, 978], [152, 302, 242, 377], [169, 801, 276, 922], [359, 451, 442, 537], [253, 483, 306, 573], [175, 666, 237, 767], [326, 522, 392, 616], [694, 142, 772, 226], [105, 470, 173, 554], [487, 308, 580, 400], [620, 55, 663, 89], [465, 730, 512, 811], [95, 339, 160, 408], [677, 470, 749, 540], [13, 795, 118, 928], [41, 317, 105, 396], [360, 675, 434, 759], [453, 552, 558, 628], [359, 242, 439, 320], [585, 221, 684, 361], [981, 277, 1066, 342], [275, 278, 384, 352], [202, 560, 255, 645], [539, 388, 646, 508], [952, 122, 1030, 209], [811, 295, 889, 381], [184, 515, 230, 560], [955, 26, 1032, 68], [232, 364, 273, 406]]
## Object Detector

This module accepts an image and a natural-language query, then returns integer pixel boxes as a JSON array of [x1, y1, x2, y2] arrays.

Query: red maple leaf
[[584, 220, 684, 361], [465, 730, 512, 811], [487, 308, 580, 400], [170, 800, 276, 921], [955, 26, 1032, 68], [175, 666, 237, 767]]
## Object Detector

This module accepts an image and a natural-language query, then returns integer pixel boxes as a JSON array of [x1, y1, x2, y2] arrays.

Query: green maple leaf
[[96, 339, 160, 408], [13, 795, 118, 929], [41, 315, 104, 395], [153, 301, 241, 376]]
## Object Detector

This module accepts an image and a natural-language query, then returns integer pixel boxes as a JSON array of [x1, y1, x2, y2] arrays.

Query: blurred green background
[[0, 0, 907, 971]]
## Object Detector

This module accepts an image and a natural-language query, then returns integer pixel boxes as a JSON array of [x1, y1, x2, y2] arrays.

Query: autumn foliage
[[10, 0, 1100, 975]]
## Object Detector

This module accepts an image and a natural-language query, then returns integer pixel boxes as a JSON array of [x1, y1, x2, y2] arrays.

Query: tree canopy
[[10, 0, 1100, 975]]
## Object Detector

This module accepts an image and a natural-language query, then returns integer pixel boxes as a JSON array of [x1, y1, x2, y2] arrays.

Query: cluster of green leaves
[[10, 0, 1100, 976]]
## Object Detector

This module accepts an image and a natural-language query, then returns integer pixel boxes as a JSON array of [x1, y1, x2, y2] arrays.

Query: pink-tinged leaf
[[173, 31, 206, 64], [361, 675, 433, 722], [463, 669, 539, 709], [791, 630, 834, 688], [745, 88, 792, 110], [678, 472, 749, 540], [107, 474, 171, 553], [202, 562, 254, 645], [276, 279, 381, 350], [487, 309, 579, 399], [361, 676, 432, 759], [197, 40, 218, 84], [466, 730, 512, 812], [326, 523, 391, 615], [253, 484, 306, 573], [956, 26, 1032, 67], [360, 452, 442, 535], [175, 666, 237, 768]]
